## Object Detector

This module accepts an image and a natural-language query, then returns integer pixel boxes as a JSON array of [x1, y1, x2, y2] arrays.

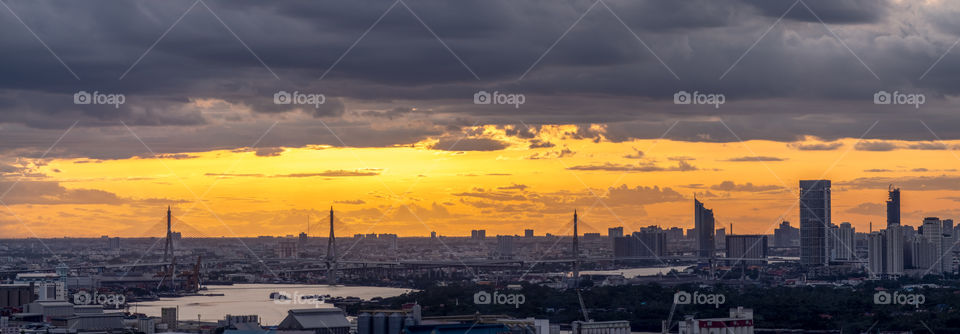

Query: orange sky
[[1, 124, 958, 238]]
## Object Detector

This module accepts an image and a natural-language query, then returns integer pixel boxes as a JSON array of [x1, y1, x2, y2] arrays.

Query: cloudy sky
[[2, 0, 960, 238]]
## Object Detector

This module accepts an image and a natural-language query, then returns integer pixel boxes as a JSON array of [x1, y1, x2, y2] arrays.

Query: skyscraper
[[694, 198, 715, 259], [800, 180, 830, 266], [887, 186, 900, 228]]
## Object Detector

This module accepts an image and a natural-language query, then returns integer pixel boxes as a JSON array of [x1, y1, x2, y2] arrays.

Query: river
[[128, 284, 413, 325]]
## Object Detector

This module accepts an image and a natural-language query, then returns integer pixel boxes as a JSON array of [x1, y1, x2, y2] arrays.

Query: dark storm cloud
[[742, 0, 891, 24], [2, 0, 960, 158]]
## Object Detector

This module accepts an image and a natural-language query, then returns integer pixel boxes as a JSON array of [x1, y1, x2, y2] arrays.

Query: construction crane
[[184, 255, 202, 292]]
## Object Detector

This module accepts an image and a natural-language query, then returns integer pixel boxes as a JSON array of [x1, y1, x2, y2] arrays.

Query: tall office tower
[[800, 180, 831, 266], [884, 226, 903, 275], [608, 226, 624, 239], [694, 198, 716, 259], [887, 186, 900, 227], [833, 222, 855, 260], [944, 219, 956, 273], [867, 231, 885, 278], [921, 217, 945, 274], [524, 229, 534, 238]]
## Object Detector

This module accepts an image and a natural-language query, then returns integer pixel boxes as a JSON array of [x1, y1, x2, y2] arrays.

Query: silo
[[373, 312, 386, 334], [357, 313, 371, 334], [388, 312, 403, 334]]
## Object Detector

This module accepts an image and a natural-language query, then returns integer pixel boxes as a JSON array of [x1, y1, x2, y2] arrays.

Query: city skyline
[[0, 0, 960, 240]]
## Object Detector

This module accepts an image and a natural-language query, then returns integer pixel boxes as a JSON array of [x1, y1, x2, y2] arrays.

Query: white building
[[678, 307, 754, 334]]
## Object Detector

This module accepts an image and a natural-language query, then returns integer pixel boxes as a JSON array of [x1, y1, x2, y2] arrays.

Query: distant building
[[161, 307, 178, 330], [496, 235, 515, 259], [678, 307, 754, 334], [0, 284, 35, 308], [726, 235, 767, 266], [614, 227, 665, 258], [800, 180, 831, 266], [774, 221, 799, 247], [830, 222, 855, 261], [107, 237, 120, 249], [694, 198, 715, 259], [431, 231, 437, 238], [471, 230, 486, 240], [571, 320, 629, 334], [887, 186, 900, 228], [524, 229, 534, 238], [607, 227, 623, 239], [868, 227, 904, 278], [715, 228, 726, 250], [277, 238, 298, 259], [278, 308, 351, 334]]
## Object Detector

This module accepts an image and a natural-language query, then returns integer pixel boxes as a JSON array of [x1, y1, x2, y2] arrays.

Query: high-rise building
[[725, 235, 767, 266], [920, 217, 947, 274], [471, 230, 486, 240], [887, 186, 900, 227], [496, 235, 515, 259], [885, 226, 903, 275], [831, 222, 855, 261], [694, 198, 715, 259], [773, 221, 799, 247], [614, 227, 666, 258], [715, 228, 726, 250], [867, 226, 903, 278], [524, 229, 534, 238], [800, 180, 831, 266], [608, 226, 623, 239]]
